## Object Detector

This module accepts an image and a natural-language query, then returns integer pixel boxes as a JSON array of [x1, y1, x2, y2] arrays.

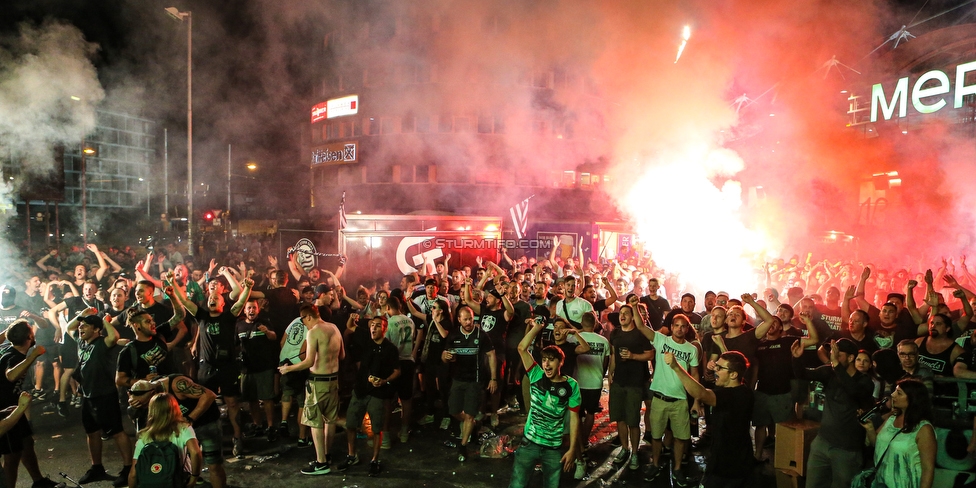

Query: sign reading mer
[[871, 60, 976, 122]]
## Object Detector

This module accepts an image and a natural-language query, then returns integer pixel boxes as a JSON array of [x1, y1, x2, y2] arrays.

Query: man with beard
[[815, 286, 844, 333], [70, 311, 132, 487], [854, 267, 924, 346], [0, 320, 62, 488], [664, 350, 754, 488], [47, 279, 104, 410], [663, 294, 702, 332], [173, 276, 253, 458], [442, 306, 497, 463], [916, 312, 964, 400], [237, 300, 279, 443], [116, 308, 178, 404], [464, 276, 512, 429], [124, 281, 186, 353], [636, 313, 698, 485], [72, 244, 110, 288]]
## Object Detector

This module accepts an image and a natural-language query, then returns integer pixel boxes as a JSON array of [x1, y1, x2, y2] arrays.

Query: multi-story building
[[300, 2, 629, 280]]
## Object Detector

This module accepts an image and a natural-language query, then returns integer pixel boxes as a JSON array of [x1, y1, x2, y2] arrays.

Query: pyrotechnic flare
[[674, 25, 691, 63]]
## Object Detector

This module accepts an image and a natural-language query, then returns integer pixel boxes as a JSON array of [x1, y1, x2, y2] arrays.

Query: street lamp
[[165, 6, 193, 256], [226, 143, 257, 238]]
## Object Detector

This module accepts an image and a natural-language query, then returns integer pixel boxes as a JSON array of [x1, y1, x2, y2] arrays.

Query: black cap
[[836, 338, 859, 356], [424, 278, 438, 287], [81, 315, 104, 329], [314, 283, 334, 295]]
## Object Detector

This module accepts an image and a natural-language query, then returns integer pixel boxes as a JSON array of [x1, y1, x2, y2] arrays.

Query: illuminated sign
[[311, 142, 357, 165], [871, 60, 976, 122], [327, 95, 358, 118], [310, 102, 328, 123]]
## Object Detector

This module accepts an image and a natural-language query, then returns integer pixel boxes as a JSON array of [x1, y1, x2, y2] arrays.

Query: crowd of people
[[0, 235, 970, 488]]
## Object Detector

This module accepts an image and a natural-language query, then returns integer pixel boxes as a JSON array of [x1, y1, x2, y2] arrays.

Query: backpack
[[135, 440, 188, 488]]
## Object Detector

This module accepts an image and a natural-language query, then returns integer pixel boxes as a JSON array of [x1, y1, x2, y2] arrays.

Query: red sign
[[310, 102, 328, 123]]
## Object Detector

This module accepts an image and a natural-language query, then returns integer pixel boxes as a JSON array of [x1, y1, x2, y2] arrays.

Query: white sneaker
[[440, 417, 451, 430], [574, 459, 586, 480], [629, 453, 639, 470]]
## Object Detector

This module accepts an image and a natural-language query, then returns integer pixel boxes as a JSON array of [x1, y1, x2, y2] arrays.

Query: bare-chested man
[[279, 304, 345, 475]]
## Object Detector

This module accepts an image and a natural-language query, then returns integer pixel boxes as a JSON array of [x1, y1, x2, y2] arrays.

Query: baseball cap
[[314, 284, 334, 295], [836, 338, 859, 356]]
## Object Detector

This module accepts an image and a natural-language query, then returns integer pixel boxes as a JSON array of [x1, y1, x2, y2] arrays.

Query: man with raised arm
[[172, 275, 252, 458], [278, 304, 345, 475], [509, 315, 580, 488]]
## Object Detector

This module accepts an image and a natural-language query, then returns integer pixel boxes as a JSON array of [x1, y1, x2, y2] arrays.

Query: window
[[438, 114, 452, 133], [478, 115, 493, 133], [494, 116, 506, 134], [454, 117, 471, 132], [366, 165, 393, 183], [416, 115, 430, 133], [415, 165, 429, 183], [368, 117, 380, 135], [402, 114, 415, 133], [353, 119, 362, 137], [381, 118, 395, 134]]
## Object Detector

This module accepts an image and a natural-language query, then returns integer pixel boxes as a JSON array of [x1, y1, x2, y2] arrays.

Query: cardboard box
[[775, 468, 805, 488], [774, 419, 819, 476]]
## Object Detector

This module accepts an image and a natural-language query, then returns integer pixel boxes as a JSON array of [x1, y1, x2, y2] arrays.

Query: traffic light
[[203, 210, 214, 221]]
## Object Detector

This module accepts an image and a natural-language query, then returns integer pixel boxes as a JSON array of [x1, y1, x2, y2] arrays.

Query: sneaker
[[380, 433, 391, 450], [672, 468, 689, 487], [232, 437, 244, 458], [574, 459, 586, 480], [457, 444, 468, 462], [57, 401, 68, 419], [335, 454, 359, 472], [244, 424, 264, 438], [643, 464, 663, 482], [267, 426, 278, 443], [79, 464, 110, 484], [300, 461, 331, 476], [629, 453, 639, 470], [612, 448, 630, 466], [439, 417, 451, 430], [399, 429, 409, 444], [368, 460, 381, 477], [297, 437, 313, 448], [31, 478, 65, 488], [71, 395, 82, 408], [31, 389, 46, 401], [113, 466, 131, 487], [418, 414, 435, 425], [277, 422, 289, 438]]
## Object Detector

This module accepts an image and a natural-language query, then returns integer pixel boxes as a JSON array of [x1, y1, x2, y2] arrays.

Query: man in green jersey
[[509, 318, 580, 488]]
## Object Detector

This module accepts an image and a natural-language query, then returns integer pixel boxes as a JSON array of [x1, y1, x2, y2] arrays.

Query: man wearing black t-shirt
[[174, 276, 253, 457], [639, 277, 670, 330], [336, 316, 400, 476], [608, 304, 652, 470], [665, 350, 754, 488], [116, 309, 177, 398], [70, 311, 132, 486], [237, 300, 279, 442], [48, 280, 104, 415], [0, 320, 62, 488], [442, 306, 497, 462]]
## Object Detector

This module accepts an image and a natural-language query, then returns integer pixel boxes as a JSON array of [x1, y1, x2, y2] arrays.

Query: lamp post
[[226, 145, 256, 239], [165, 7, 193, 256], [80, 143, 95, 245]]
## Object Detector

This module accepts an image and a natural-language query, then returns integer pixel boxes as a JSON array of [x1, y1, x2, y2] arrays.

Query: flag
[[338, 191, 347, 231], [509, 196, 531, 240]]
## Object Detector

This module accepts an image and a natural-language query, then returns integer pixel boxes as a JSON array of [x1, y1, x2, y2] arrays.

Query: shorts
[[448, 380, 483, 417], [281, 370, 308, 403], [301, 374, 339, 428], [649, 394, 690, 440], [81, 394, 125, 436], [241, 369, 276, 402], [579, 388, 602, 417], [790, 379, 810, 404], [346, 391, 387, 432], [199, 362, 241, 398], [61, 340, 79, 369], [395, 360, 416, 401], [194, 419, 224, 466], [608, 384, 643, 426], [753, 391, 794, 426], [0, 415, 32, 455], [36, 344, 60, 364]]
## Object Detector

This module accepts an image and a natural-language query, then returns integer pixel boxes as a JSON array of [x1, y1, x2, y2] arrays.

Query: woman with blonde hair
[[128, 393, 202, 488]]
